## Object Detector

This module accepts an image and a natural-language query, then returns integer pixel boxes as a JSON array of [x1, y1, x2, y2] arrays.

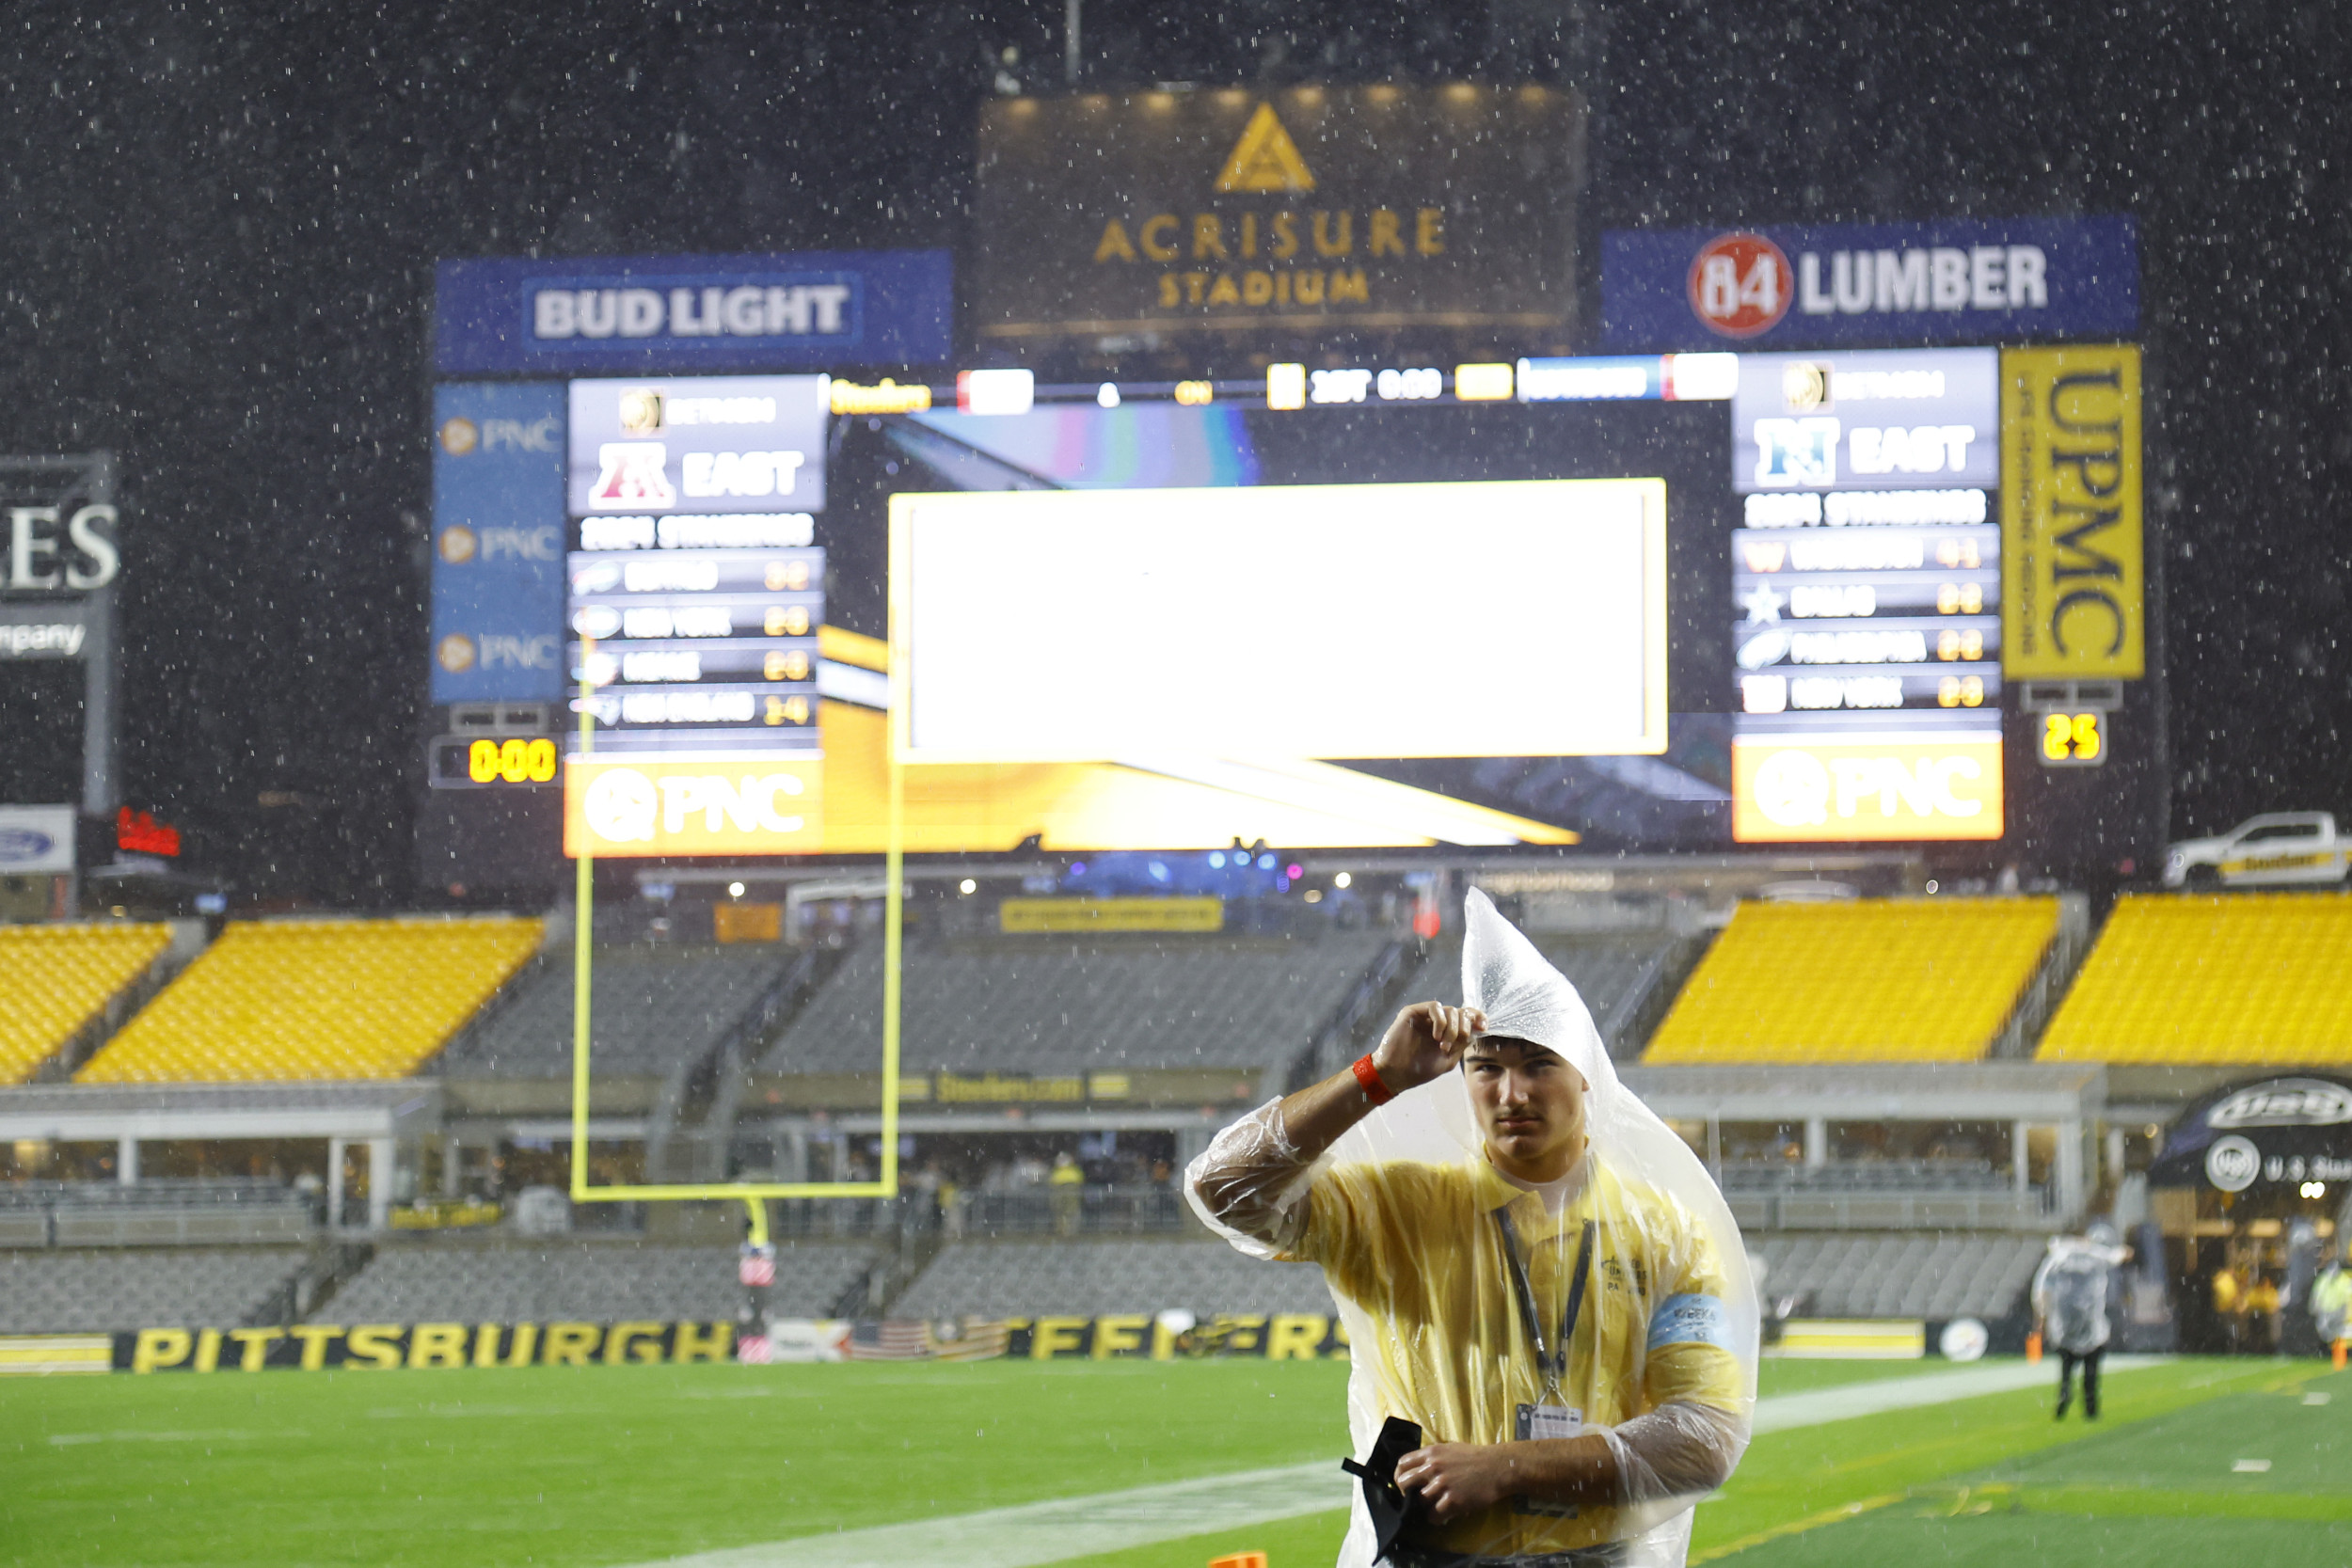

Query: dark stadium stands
[[0, 1245, 309, 1333], [1750, 1232, 2045, 1323], [323, 1240, 870, 1322], [757, 933, 1394, 1080], [0, 1180, 315, 1246], [436, 944, 817, 1080], [889, 1239, 1336, 1320]]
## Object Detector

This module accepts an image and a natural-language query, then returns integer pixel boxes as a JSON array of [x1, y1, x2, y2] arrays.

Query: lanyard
[[1494, 1208, 1596, 1402]]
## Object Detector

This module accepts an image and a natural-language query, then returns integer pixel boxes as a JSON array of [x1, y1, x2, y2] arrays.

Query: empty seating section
[[2040, 892, 2352, 1063], [0, 922, 171, 1085], [763, 935, 1391, 1076], [1750, 1232, 2044, 1322], [1645, 898, 2059, 1064], [892, 1240, 1335, 1320], [1419, 933, 1688, 1053], [0, 1246, 307, 1333], [76, 917, 543, 1084], [437, 945, 803, 1078], [326, 1241, 864, 1322]]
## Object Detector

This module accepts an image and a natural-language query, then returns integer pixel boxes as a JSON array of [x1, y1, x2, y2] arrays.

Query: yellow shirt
[[1286, 1151, 1744, 1558]]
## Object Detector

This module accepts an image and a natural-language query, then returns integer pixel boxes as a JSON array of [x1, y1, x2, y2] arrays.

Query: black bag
[[1340, 1416, 1428, 1563]]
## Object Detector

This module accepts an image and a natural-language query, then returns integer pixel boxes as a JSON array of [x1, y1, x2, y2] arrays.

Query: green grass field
[[2, 1356, 2339, 1566]]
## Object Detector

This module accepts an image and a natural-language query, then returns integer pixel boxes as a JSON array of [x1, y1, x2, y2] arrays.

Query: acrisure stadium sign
[[972, 84, 1585, 344]]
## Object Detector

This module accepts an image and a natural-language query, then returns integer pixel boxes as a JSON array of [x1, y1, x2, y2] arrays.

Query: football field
[[2, 1355, 2338, 1566]]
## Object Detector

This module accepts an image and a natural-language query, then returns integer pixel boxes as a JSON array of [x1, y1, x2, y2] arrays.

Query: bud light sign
[[435, 250, 953, 374], [1602, 216, 2137, 350]]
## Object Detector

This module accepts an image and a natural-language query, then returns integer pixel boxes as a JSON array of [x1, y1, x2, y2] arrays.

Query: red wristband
[[1352, 1053, 1395, 1106]]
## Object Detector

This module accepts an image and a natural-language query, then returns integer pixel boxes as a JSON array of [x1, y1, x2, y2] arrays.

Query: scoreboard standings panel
[[1724, 350, 2007, 842], [563, 376, 829, 855]]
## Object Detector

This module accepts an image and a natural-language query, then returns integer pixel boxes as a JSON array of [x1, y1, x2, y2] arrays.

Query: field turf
[[1, 1355, 2338, 1567]]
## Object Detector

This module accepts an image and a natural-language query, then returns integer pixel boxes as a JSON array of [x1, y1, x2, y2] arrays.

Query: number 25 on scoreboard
[[2040, 711, 2106, 768]]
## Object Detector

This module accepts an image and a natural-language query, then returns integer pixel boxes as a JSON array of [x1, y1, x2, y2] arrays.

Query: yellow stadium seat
[[0, 923, 174, 1085], [74, 916, 542, 1085], [2040, 892, 2352, 1063], [1645, 897, 2061, 1064]]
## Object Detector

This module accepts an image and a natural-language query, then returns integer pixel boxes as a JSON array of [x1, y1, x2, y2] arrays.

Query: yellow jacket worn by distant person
[[1284, 1149, 1742, 1560]]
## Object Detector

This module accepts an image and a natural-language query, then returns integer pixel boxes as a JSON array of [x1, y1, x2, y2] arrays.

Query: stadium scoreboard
[[425, 343, 2153, 868]]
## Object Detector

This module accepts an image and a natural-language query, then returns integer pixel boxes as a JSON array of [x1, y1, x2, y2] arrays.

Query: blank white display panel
[[889, 478, 1667, 762]]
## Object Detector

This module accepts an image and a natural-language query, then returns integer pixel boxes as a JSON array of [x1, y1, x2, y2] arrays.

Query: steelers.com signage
[[430, 382, 566, 704], [434, 250, 953, 374], [974, 85, 1585, 343], [1601, 215, 2137, 351]]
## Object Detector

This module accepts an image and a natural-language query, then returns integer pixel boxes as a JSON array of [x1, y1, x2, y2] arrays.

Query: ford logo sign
[[2207, 1078, 2352, 1130], [0, 828, 56, 864]]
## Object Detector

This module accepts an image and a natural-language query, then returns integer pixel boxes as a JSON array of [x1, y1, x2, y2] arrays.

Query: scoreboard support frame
[[566, 642, 904, 1206]]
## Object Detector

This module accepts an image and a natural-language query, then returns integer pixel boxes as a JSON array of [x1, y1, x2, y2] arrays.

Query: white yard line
[[1752, 1354, 2169, 1433], [620, 1460, 1347, 1568], [622, 1355, 2171, 1568]]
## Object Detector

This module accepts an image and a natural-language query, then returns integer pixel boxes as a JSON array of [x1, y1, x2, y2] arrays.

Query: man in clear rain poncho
[[1188, 892, 1757, 1568], [2031, 1222, 2129, 1420]]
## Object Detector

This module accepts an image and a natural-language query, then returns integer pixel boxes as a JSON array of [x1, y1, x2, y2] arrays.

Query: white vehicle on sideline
[[2161, 813, 2351, 888]]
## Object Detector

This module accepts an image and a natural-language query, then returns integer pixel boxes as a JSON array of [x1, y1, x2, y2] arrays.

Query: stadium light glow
[[1334, 871, 1352, 888]]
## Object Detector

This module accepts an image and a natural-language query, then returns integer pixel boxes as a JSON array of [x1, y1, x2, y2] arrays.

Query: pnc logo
[[1734, 736, 2003, 843], [436, 633, 476, 673], [1689, 232, 1792, 339], [437, 526, 477, 564], [439, 417, 479, 455], [580, 767, 812, 844]]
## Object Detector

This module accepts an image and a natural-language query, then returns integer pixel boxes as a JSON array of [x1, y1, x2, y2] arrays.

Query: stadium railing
[[0, 1179, 318, 1247]]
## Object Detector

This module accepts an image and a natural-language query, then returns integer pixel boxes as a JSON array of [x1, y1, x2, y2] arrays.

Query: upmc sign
[[1601, 216, 2137, 350], [434, 250, 953, 374]]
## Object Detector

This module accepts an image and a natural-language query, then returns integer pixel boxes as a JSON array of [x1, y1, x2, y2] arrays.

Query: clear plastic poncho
[[1187, 890, 1759, 1567]]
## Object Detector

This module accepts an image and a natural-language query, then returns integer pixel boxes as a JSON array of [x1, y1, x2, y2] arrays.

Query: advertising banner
[[564, 752, 824, 858], [973, 85, 1584, 344], [0, 804, 75, 873], [431, 382, 567, 704], [435, 250, 952, 374], [75, 1314, 1347, 1373], [115, 1320, 736, 1372], [1732, 729, 2004, 842], [2000, 344, 2145, 679], [1602, 215, 2138, 351]]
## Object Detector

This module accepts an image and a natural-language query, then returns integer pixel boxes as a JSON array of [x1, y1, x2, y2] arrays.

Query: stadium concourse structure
[[4, 858, 2352, 1346]]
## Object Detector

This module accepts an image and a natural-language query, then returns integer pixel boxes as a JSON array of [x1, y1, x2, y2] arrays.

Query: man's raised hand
[[1371, 1002, 1486, 1093]]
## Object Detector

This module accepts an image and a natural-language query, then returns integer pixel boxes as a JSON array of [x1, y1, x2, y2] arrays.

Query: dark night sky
[[2, 1, 2346, 903]]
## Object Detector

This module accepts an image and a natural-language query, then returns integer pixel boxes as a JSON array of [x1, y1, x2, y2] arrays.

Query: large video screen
[[421, 347, 2159, 869], [891, 479, 1665, 763]]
